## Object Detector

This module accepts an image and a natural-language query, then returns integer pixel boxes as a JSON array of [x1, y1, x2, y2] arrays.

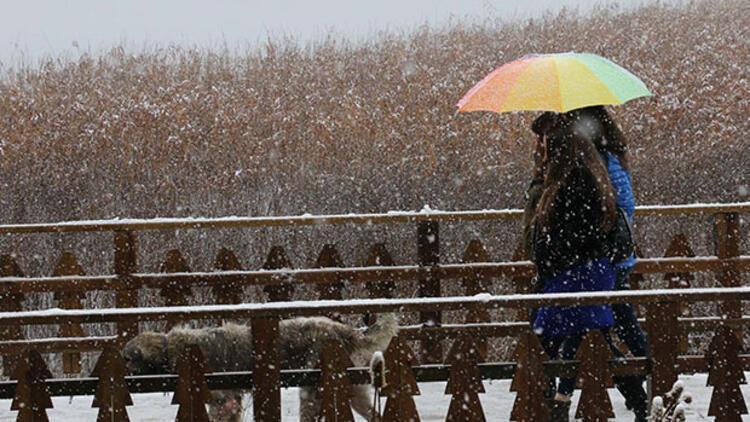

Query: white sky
[[0, 0, 645, 65]]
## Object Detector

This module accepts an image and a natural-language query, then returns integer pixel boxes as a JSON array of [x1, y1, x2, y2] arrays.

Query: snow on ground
[[0, 373, 746, 421]]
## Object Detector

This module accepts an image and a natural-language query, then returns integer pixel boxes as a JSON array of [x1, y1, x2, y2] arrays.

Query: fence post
[[445, 336, 486, 421], [707, 326, 748, 421], [417, 220, 442, 363], [663, 234, 695, 354], [462, 239, 491, 360], [11, 349, 53, 421], [92, 345, 133, 421], [364, 243, 396, 326], [575, 331, 615, 421], [510, 331, 549, 421], [317, 339, 356, 421], [645, 301, 680, 397], [213, 248, 243, 305], [315, 244, 345, 321], [0, 255, 24, 376], [715, 213, 742, 322], [262, 246, 295, 302], [160, 250, 192, 331], [114, 230, 138, 345], [53, 252, 86, 374], [252, 317, 281, 422]]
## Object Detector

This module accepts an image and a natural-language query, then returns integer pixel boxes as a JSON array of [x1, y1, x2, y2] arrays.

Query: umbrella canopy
[[457, 52, 652, 113]]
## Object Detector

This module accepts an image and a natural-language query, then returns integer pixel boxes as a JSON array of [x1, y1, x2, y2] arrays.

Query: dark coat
[[531, 167, 615, 337]]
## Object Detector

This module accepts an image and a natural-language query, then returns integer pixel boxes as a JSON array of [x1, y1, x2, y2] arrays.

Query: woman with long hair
[[530, 113, 648, 421], [567, 106, 649, 419]]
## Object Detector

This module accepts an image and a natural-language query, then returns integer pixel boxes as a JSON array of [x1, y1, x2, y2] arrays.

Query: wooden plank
[[251, 317, 281, 422], [418, 221, 442, 364], [0, 202, 749, 234], [52, 252, 86, 374], [316, 340, 355, 421], [91, 345, 133, 422], [645, 302, 680, 397], [716, 213, 742, 324], [213, 248, 244, 305], [6, 287, 750, 326], [314, 245, 345, 321], [663, 234, 695, 354], [114, 230, 138, 346], [262, 247, 294, 302], [0, 255, 24, 376], [1, 255, 748, 295], [11, 349, 53, 422], [159, 250, 192, 331]]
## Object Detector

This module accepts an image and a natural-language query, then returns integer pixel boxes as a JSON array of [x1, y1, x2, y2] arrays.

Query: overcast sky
[[0, 0, 646, 65]]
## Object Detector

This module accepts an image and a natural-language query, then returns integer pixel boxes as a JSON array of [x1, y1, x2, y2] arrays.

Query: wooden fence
[[0, 202, 748, 420]]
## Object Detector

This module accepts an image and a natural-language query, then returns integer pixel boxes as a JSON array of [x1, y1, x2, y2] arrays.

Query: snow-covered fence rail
[[0, 201, 747, 375], [1, 288, 750, 421]]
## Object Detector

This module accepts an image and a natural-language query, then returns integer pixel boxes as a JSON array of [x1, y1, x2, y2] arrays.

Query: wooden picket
[[461, 239, 491, 360], [11, 349, 53, 422], [173, 345, 212, 422], [213, 248, 243, 305], [52, 252, 86, 374], [91, 345, 133, 422], [159, 249, 192, 331], [0, 255, 24, 376]]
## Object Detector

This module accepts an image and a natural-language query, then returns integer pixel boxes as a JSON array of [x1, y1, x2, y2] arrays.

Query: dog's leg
[[350, 384, 376, 422], [298, 386, 320, 422]]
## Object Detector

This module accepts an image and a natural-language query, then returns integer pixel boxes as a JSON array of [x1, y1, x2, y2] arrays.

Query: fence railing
[[0, 202, 747, 419], [1, 288, 750, 421], [0, 202, 747, 363]]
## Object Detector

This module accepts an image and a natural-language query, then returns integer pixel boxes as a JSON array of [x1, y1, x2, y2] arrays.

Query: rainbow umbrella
[[457, 52, 652, 113]]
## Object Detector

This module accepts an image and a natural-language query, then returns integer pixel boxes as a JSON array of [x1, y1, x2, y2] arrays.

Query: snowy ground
[[1, 373, 747, 421]]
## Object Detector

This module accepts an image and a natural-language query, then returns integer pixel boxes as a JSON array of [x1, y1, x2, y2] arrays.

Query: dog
[[122, 314, 398, 421]]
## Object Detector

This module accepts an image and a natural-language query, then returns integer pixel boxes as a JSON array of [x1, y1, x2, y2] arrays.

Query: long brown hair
[[566, 106, 629, 169], [534, 122, 617, 234]]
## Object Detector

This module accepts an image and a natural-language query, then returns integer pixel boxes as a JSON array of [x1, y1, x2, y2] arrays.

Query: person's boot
[[549, 399, 571, 422], [615, 375, 648, 422], [633, 404, 648, 422]]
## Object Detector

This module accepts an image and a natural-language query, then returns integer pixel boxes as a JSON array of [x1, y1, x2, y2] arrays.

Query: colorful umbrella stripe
[[457, 52, 652, 113]]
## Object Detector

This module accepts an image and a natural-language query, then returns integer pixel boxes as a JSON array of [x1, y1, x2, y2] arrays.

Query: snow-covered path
[[0, 373, 745, 421]]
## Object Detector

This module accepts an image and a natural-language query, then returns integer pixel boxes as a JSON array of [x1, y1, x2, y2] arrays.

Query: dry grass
[[0, 0, 748, 369]]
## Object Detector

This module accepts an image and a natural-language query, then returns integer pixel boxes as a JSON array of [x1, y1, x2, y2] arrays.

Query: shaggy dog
[[122, 314, 398, 421]]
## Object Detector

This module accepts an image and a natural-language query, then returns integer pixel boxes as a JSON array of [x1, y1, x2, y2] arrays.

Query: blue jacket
[[604, 152, 637, 269], [533, 258, 616, 337]]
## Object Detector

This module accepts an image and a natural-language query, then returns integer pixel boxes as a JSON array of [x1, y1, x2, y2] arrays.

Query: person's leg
[[612, 267, 649, 357], [539, 335, 563, 399], [556, 333, 584, 398], [602, 329, 649, 421]]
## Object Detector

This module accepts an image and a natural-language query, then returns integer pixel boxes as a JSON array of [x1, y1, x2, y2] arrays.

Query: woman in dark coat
[[528, 116, 648, 421], [529, 120, 617, 420]]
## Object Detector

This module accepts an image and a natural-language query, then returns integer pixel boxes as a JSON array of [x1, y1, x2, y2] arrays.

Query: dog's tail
[[355, 313, 399, 355]]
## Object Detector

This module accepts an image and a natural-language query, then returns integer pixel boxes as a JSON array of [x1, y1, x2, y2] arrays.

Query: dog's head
[[208, 390, 243, 422], [122, 331, 170, 375]]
